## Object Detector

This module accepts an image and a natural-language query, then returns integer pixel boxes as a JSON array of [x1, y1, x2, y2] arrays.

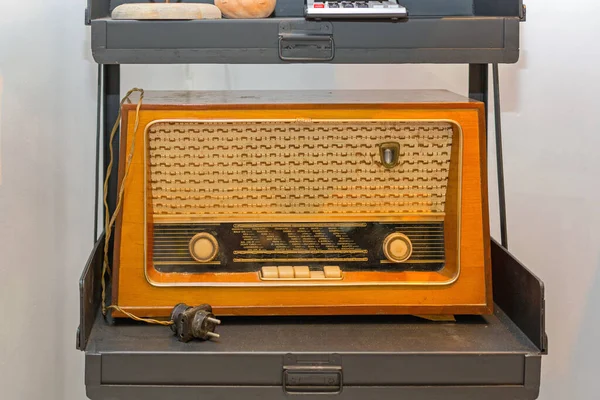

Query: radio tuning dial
[[189, 233, 219, 263], [383, 233, 413, 263]]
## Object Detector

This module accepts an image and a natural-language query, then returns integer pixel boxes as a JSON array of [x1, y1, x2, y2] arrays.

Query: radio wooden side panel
[[112, 92, 491, 317]]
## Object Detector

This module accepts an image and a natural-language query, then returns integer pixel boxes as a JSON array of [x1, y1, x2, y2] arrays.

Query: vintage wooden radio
[[112, 90, 492, 317]]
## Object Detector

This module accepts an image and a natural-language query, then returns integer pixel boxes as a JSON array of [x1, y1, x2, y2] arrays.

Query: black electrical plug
[[170, 303, 221, 342]]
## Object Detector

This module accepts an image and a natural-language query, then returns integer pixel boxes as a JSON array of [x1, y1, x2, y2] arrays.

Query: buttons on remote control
[[306, 0, 408, 18]]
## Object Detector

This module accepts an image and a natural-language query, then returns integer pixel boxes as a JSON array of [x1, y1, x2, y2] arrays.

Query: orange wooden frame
[[113, 93, 492, 317]]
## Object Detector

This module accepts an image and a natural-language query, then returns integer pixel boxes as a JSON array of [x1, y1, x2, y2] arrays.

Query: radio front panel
[[144, 119, 460, 287]]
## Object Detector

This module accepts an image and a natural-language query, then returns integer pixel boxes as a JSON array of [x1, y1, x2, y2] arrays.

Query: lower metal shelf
[[78, 238, 546, 400]]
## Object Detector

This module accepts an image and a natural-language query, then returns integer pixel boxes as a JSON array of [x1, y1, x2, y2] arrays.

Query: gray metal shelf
[[90, 17, 520, 64], [87, 0, 524, 64], [79, 238, 546, 400]]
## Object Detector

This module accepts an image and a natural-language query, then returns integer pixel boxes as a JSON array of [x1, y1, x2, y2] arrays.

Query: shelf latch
[[283, 353, 342, 394], [279, 21, 334, 62]]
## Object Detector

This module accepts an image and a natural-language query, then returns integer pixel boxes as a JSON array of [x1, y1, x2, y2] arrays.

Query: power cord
[[98, 87, 221, 340]]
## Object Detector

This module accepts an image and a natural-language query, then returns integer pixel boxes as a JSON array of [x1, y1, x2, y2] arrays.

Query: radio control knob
[[189, 233, 219, 263], [383, 233, 413, 263]]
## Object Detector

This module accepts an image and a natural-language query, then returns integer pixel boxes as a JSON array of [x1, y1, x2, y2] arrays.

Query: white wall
[[0, 1, 98, 400], [0, 0, 599, 399]]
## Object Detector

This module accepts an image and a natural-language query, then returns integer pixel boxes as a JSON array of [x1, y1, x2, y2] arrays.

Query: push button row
[[261, 266, 342, 280]]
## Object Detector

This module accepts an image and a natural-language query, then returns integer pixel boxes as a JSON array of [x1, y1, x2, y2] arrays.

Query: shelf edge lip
[[90, 50, 521, 65]]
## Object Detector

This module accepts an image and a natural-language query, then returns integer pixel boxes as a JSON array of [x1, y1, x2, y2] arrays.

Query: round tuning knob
[[383, 233, 413, 263], [189, 233, 219, 263]]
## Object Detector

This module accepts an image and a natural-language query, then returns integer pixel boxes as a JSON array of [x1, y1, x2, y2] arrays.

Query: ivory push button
[[188, 233, 219, 263], [383, 232, 413, 263], [294, 266, 311, 279], [278, 266, 295, 279], [261, 266, 279, 279], [323, 266, 341, 278]]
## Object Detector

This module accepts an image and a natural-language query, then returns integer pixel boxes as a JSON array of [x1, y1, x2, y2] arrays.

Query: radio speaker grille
[[146, 120, 454, 217]]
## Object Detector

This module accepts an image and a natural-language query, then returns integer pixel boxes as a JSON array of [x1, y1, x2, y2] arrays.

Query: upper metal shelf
[[87, 0, 525, 65]]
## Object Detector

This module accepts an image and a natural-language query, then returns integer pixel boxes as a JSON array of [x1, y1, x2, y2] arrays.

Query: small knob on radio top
[[383, 233, 413, 263], [189, 233, 219, 263]]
